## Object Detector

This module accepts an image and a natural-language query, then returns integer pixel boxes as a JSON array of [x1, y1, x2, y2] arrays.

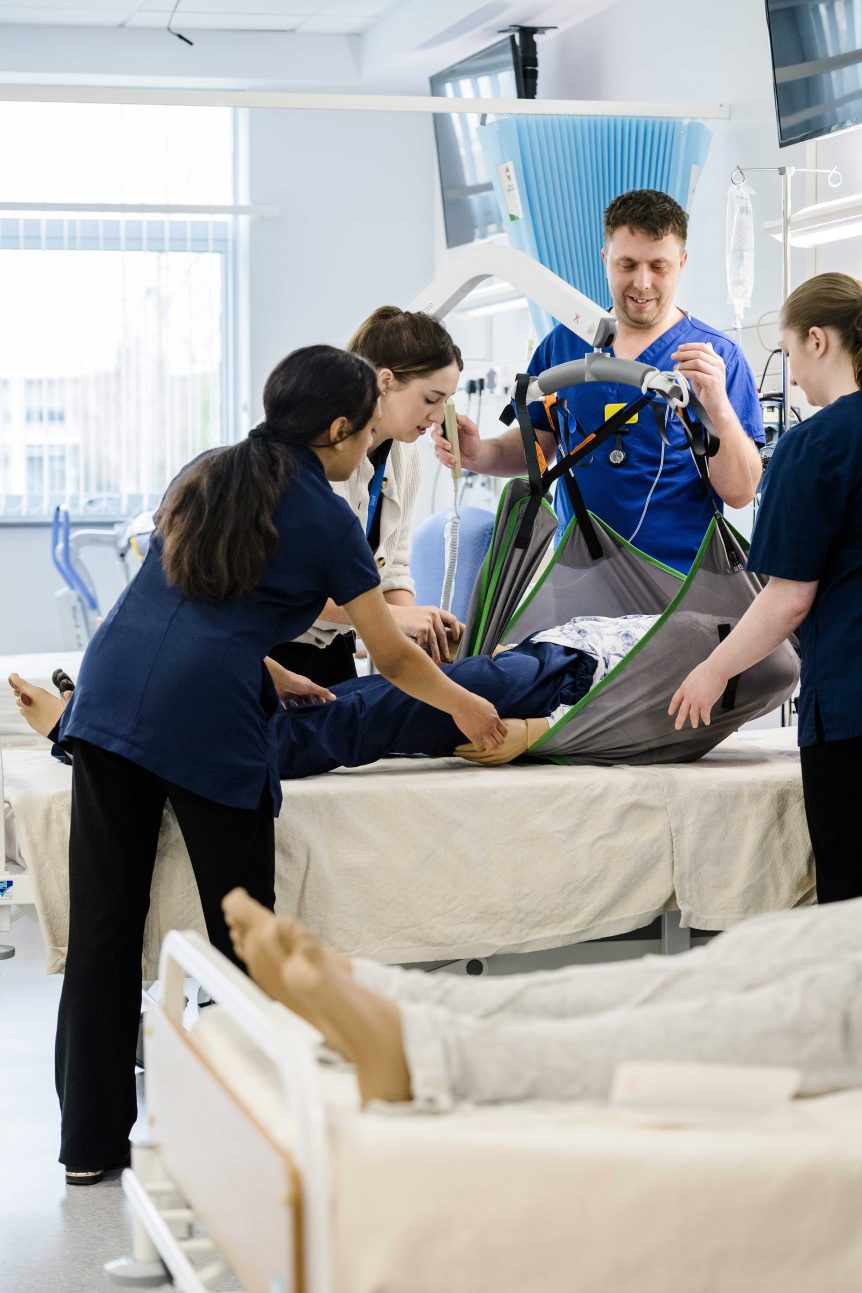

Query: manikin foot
[[222, 890, 411, 1105], [455, 716, 549, 766], [7, 673, 67, 739]]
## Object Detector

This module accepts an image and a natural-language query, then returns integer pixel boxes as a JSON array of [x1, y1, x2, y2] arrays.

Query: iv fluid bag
[[726, 183, 755, 314]]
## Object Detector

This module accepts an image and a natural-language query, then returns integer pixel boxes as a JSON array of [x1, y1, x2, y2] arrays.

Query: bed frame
[[0, 743, 37, 956], [105, 929, 862, 1293], [106, 931, 331, 1293]]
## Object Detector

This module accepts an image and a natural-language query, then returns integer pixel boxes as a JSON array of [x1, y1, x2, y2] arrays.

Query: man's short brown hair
[[603, 189, 688, 246]]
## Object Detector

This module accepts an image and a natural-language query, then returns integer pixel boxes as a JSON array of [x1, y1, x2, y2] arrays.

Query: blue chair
[[411, 505, 496, 623]]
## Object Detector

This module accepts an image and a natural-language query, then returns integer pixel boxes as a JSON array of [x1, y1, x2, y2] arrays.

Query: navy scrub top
[[527, 314, 764, 573], [59, 448, 381, 812], [746, 390, 862, 747]]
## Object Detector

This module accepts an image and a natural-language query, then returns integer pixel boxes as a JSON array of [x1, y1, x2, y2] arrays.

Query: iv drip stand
[[731, 163, 841, 434]]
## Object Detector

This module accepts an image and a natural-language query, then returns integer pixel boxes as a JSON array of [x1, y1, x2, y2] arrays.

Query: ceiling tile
[[296, 13, 374, 30]]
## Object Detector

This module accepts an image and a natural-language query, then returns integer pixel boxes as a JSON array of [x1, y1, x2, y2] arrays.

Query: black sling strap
[[676, 404, 721, 514], [508, 372, 548, 549], [717, 622, 741, 710], [542, 397, 603, 560]]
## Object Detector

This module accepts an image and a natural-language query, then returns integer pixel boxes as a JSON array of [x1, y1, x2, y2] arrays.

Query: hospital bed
[[107, 928, 862, 1293], [0, 652, 84, 942], [3, 719, 813, 975]]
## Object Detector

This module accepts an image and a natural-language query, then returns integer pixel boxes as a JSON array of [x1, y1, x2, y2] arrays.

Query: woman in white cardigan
[[271, 307, 465, 684]]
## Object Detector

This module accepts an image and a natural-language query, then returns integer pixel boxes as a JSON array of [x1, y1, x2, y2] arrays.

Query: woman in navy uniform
[[671, 273, 862, 904], [48, 344, 506, 1184]]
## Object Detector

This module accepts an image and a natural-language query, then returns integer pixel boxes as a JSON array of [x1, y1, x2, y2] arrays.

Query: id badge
[[604, 402, 638, 424]]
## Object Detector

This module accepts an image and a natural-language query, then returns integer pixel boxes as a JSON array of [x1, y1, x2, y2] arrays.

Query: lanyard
[[365, 452, 389, 540]]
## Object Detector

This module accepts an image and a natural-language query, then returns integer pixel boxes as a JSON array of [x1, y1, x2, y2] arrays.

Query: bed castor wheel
[[465, 958, 486, 976]]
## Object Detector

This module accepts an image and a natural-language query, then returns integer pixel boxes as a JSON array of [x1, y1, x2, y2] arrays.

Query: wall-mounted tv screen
[[430, 37, 524, 248], [765, 0, 862, 146]]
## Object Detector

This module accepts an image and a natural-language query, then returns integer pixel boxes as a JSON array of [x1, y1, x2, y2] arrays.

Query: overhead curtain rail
[[0, 84, 729, 118], [0, 202, 277, 218]]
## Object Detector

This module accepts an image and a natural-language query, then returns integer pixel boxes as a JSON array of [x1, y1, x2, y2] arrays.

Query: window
[[0, 103, 240, 520]]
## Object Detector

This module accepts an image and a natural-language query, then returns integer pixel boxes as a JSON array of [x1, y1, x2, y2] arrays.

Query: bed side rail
[[140, 931, 333, 1293]]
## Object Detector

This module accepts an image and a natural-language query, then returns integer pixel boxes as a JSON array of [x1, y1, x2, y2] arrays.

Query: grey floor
[[2, 909, 147, 1293], [3, 911, 248, 1293]]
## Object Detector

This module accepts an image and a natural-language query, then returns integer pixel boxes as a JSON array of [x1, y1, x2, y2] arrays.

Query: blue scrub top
[[746, 390, 862, 748], [59, 448, 381, 812], [527, 314, 765, 573]]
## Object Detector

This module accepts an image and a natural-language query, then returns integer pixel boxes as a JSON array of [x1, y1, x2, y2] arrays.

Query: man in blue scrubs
[[434, 190, 765, 573]]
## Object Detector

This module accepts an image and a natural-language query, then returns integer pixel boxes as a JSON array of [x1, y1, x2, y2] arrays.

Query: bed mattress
[[2, 727, 813, 977], [192, 1004, 862, 1293]]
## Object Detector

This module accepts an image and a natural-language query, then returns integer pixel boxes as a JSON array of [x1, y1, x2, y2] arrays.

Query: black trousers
[[56, 739, 275, 1169], [268, 633, 357, 686], [800, 735, 862, 904]]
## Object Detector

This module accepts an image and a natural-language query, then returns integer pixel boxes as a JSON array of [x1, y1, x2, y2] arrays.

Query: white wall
[[813, 127, 862, 279], [245, 106, 437, 416], [0, 524, 127, 656]]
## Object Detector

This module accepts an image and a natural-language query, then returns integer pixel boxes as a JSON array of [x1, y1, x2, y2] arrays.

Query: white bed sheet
[[333, 1085, 862, 1293], [193, 1005, 862, 1293], [2, 728, 813, 978]]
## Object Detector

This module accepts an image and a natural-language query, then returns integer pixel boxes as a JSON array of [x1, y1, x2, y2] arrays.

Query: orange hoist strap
[[544, 392, 595, 460]]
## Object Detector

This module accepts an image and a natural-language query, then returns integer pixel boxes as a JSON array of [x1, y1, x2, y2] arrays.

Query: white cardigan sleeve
[[378, 440, 421, 596]]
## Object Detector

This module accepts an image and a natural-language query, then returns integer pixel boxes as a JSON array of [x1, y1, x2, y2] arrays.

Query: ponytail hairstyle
[[346, 305, 463, 382], [781, 272, 862, 388], [158, 344, 378, 602]]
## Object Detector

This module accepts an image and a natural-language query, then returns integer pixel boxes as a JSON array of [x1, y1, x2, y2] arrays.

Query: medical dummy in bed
[[272, 613, 658, 776], [223, 889, 862, 1109], [10, 613, 658, 775]]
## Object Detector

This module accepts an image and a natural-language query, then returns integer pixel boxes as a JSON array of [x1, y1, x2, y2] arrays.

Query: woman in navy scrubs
[[51, 344, 506, 1183], [670, 272, 862, 904]]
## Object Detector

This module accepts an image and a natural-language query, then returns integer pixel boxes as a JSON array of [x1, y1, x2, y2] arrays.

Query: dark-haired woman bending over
[[271, 306, 467, 681], [51, 345, 506, 1185]]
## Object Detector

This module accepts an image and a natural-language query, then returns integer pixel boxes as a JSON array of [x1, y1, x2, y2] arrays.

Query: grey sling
[[457, 359, 800, 764]]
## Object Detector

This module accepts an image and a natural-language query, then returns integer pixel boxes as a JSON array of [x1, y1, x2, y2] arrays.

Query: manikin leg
[[224, 892, 862, 1109], [273, 641, 594, 779]]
